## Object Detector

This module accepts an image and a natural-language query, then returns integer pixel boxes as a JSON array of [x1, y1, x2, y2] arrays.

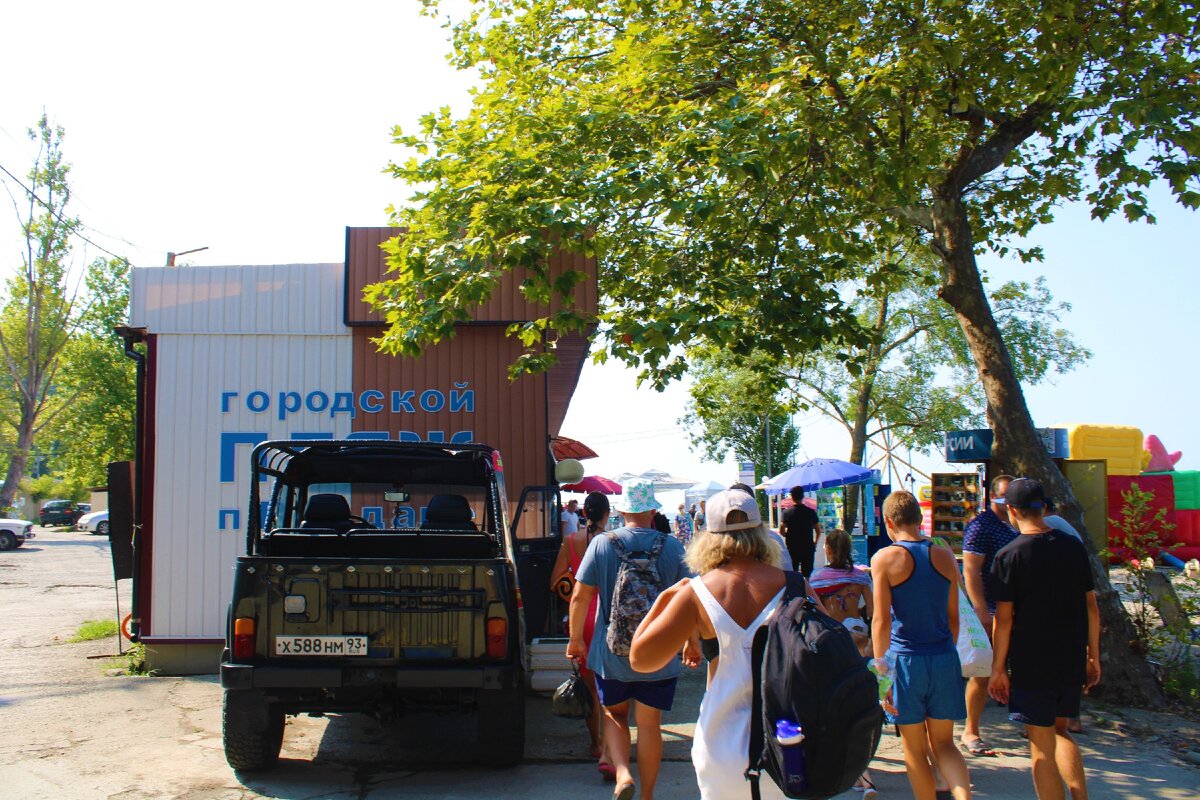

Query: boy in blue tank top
[[871, 491, 972, 800]]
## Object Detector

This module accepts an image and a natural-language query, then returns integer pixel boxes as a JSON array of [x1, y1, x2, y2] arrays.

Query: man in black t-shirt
[[779, 486, 820, 577], [989, 478, 1100, 800]]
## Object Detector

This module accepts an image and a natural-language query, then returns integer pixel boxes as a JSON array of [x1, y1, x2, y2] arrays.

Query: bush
[[1108, 482, 1198, 704]]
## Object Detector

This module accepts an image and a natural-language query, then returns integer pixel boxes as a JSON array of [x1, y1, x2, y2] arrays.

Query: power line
[[0, 159, 130, 264]]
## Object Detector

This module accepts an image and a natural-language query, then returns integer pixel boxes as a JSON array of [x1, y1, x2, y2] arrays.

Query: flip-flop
[[613, 782, 635, 800], [963, 738, 997, 756], [597, 761, 617, 782]]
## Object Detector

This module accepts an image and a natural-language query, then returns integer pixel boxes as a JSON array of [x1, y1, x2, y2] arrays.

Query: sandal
[[962, 738, 997, 757], [597, 761, 617, 782], [853, 776, 878, 798]]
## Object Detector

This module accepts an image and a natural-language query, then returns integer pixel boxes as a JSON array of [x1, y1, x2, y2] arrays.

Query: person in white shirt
[[561, 499, 580, 536]]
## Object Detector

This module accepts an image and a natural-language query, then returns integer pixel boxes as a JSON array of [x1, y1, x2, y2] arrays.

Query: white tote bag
[[957, 586, 993, 678]]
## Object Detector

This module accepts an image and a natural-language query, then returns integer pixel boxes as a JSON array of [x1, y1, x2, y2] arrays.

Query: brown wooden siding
[[351, 327, 551, 505], [345, 227, 599, 326], [546, 332, 592, 435]]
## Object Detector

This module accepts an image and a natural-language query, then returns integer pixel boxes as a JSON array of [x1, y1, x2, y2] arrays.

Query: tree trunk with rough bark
[[930, 191, 1163, 707], [0, 420, 34, 511], [842, 297, 887, 532]]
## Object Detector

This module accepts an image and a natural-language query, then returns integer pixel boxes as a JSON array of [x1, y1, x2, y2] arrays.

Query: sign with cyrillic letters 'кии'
[[944, 428, 1069, 463]]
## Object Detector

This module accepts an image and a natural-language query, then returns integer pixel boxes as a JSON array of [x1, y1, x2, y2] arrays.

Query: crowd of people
[[552, 474, 1099, 800]]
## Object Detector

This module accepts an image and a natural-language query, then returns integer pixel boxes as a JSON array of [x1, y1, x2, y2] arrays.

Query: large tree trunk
[[931, 192, 1163, 707], [0, 409, 36, 511]]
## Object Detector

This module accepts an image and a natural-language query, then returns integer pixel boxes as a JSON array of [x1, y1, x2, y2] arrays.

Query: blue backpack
[[747, 573, 883, 799]]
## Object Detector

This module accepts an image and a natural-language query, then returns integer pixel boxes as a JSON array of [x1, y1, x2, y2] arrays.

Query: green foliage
[[684, 248, 1089, 473], [374, 0, 1199, 386], [42, 258, 136, 487], [20, 473, 86, 504], [0, 117, 134, 499], [681, 347, 799, 472], [0, 114, 85, 507], [70, 618, 118, 642]]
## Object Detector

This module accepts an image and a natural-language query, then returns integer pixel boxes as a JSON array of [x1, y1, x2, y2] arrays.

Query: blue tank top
[[889, 539, 955, 656]]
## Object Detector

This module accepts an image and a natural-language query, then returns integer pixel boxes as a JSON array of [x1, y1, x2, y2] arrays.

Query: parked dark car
[[39, 500, 84, 526]]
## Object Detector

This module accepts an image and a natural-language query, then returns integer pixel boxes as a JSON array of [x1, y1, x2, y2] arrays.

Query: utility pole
[[166, 246, 209, 266], [765, 416, 773, 477]]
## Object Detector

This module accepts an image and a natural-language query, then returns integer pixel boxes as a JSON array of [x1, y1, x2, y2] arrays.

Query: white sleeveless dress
[[691, 576, 788, 800]]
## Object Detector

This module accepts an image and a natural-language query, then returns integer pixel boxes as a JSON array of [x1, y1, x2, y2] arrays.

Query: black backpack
[[746, 573, 883, 799]]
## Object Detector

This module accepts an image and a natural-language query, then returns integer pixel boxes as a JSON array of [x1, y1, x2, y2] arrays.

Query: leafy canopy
[[373, 0, 1198, 384], [681, 348, 800, 471]]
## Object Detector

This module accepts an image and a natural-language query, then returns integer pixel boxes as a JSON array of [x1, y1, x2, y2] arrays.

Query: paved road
[[0, 526, 1196, 799]]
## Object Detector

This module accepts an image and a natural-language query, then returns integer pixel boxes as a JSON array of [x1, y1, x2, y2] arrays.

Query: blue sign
[[944, 428, 1069, 462]]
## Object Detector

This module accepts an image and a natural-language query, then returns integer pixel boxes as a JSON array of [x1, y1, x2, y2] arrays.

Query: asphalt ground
[[0, 525, 1197, 799]]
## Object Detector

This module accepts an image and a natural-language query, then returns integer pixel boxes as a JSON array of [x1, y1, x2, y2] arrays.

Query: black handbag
[[551, 663, 594, 720]]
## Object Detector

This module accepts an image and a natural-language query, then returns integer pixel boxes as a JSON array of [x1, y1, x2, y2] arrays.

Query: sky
[[3, 1, 1198, 500]]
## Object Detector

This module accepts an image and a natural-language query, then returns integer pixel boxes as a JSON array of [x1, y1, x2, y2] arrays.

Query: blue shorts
[[594, 676, 677, 711], [893, 651, 967, 725], [1008, 685, 1082, 728]]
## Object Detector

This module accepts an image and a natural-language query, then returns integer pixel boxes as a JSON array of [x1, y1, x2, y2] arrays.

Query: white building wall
[[131, 263, 345, 334], [132, 263, 353, 641], [149, 333, 352, 639]]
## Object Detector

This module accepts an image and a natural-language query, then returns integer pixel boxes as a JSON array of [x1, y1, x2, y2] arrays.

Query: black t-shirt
[[782, 505, 819, 551], [990, 530, 1094, 689]]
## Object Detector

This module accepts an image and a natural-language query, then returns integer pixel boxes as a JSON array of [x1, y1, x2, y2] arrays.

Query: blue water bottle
[[775, 719, 808, 793]]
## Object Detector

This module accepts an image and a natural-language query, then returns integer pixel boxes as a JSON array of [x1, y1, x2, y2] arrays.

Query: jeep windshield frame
[[246, 440, 505, 555]]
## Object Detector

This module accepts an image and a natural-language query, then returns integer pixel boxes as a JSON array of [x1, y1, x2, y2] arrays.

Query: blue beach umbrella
[[762, 458, 874, 495]]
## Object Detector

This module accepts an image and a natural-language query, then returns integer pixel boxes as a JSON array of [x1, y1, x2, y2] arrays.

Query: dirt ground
[[1, 526, 1197, 799]]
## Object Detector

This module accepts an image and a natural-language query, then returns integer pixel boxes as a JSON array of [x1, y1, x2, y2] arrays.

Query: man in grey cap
[[568, 478, 692, 800]]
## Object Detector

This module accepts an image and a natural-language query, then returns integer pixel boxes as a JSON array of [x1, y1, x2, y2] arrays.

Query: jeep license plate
[[275, 636, 368, 656]]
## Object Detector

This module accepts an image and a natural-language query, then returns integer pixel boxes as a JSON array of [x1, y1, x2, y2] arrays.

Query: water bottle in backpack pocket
[[774, 720, 808, 794], [747, 572, 884, 800]]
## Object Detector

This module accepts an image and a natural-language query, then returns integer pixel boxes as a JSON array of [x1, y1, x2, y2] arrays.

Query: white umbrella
[[613, 469, 698, 491]]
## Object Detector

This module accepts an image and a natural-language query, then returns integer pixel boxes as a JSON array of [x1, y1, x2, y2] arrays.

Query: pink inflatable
[[1144, 434, 1182, 473]]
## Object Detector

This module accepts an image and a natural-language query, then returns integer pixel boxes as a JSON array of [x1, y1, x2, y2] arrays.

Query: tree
[[376, 1, 1200, 703], [681, 350, 800, 485], [42, 257, 135, 487], [0, 115, 82, 510]]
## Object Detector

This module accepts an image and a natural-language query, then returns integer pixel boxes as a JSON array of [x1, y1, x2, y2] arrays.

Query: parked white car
[[0, 518, 35, 550], [77, 509, 110, 536]]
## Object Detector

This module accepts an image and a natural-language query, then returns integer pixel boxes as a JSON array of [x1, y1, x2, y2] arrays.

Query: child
[[809, 529, 873, 657], [871, 491, 972, 800]]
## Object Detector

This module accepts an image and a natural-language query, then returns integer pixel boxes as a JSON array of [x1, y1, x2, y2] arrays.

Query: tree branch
[[952, 100, 1056, 191]]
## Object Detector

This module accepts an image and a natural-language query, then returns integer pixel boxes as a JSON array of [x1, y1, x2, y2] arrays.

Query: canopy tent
[[761, 458, 874, 495], [561, 475, 622, 494], [684, 480, 726, 507], [551, 435, 598, 461], [612, 468, 697, 491]]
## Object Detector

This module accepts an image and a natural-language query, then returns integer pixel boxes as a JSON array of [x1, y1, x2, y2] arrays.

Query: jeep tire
[[476, 677, 525, 767], [222, 689, 285, 772]]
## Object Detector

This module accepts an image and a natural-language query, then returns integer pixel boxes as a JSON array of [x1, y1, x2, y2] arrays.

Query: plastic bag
[[957, 585, 993, 678], [551, 663, 594, 720]]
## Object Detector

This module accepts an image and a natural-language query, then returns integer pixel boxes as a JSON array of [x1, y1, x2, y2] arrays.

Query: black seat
[[422, 494, 476, 531], [301, 493, 357, 534]]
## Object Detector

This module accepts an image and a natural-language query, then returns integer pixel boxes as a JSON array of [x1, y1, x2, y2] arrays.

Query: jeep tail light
[[485, 616, 507, 659], [233, 617, 256, 659]]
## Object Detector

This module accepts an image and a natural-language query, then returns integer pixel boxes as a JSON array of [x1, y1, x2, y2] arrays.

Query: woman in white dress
[[631, 489, 825, 799]]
